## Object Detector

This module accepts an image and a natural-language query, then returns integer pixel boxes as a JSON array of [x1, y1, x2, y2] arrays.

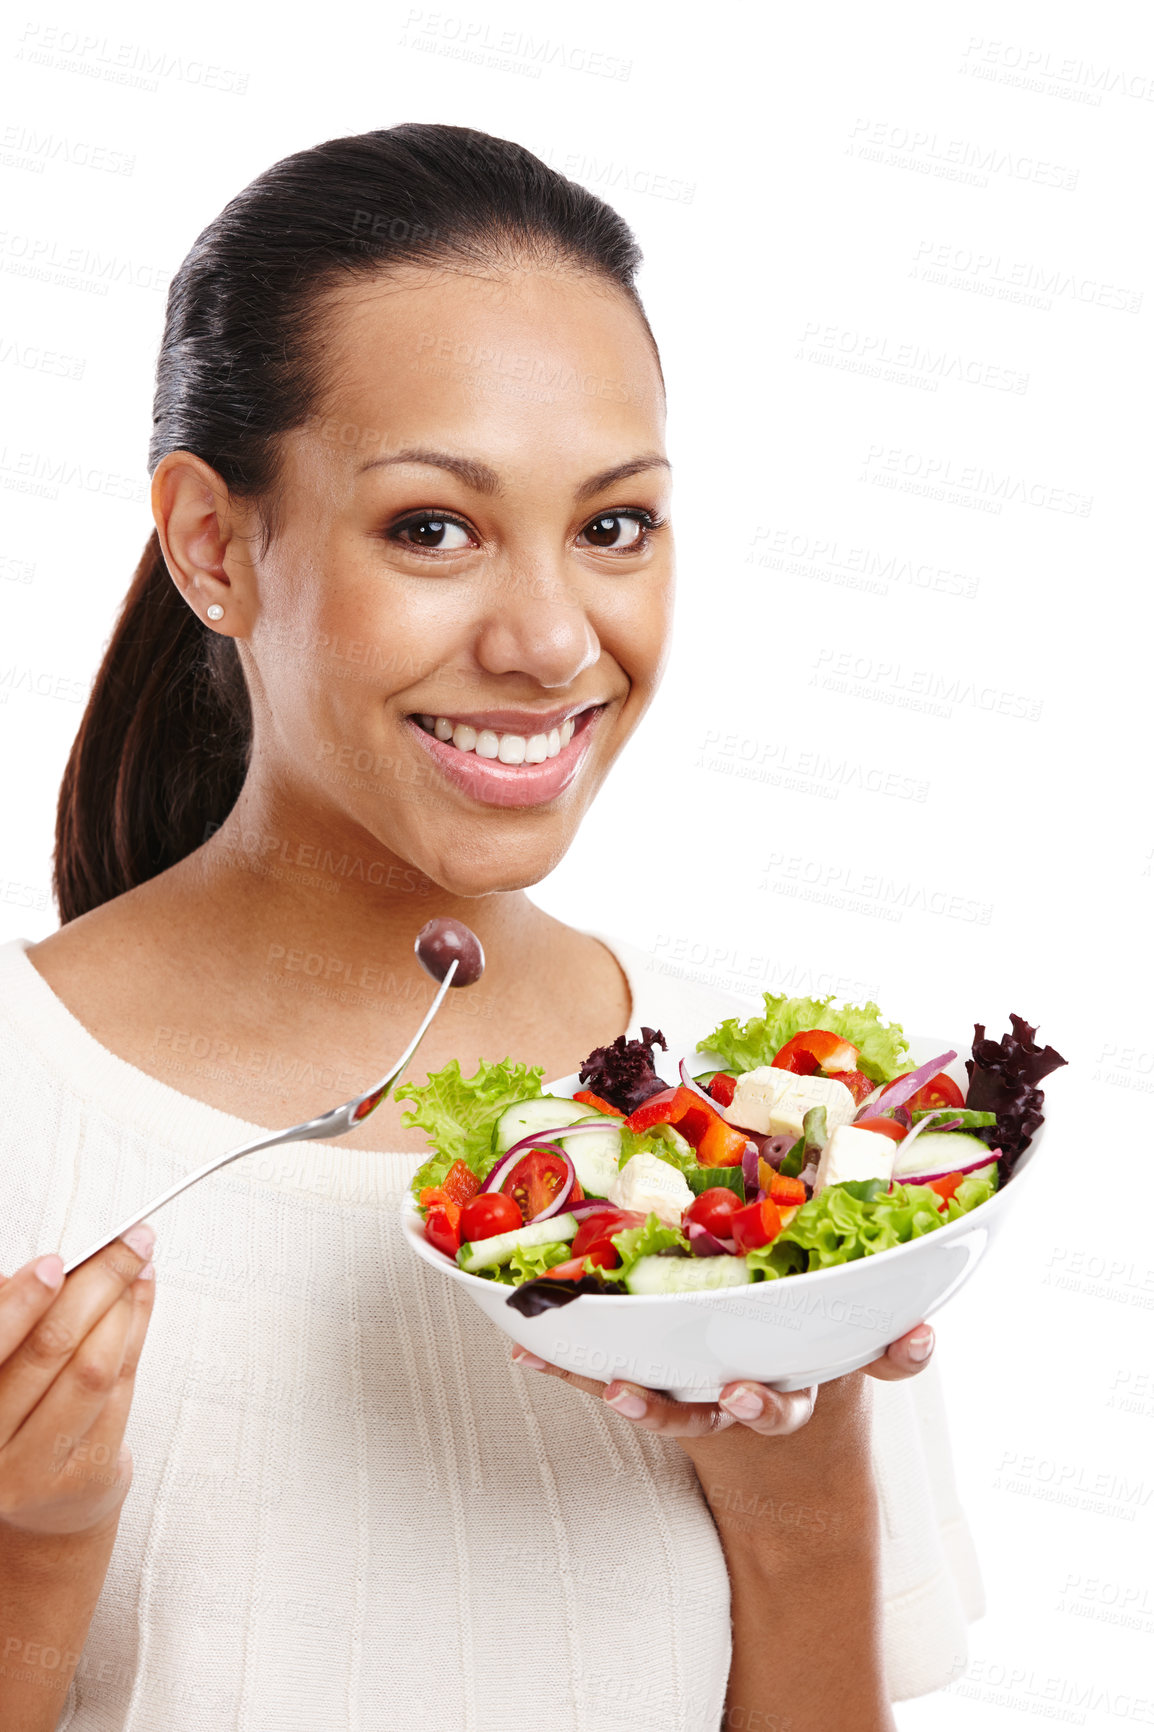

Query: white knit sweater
[[0, 933, 982, 1729]]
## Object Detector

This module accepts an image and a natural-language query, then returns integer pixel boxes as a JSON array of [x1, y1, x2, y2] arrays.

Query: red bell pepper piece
[[773, 1030, 860, 1075], [440, 1159, 482, 1207], [927, 1171, 965, 1211], [731, 1196, 784, 1253], [622, 1086, 681, 1132], [572, 1089, 625, 1117], [626, 1084, 749, 1166], [696, 1115, 750, 1168], [768, 1173, 807, 1206]]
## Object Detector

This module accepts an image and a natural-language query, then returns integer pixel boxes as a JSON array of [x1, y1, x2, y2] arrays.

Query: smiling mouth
[[409, 704, 604, 765], [403, 702, 608, 808]]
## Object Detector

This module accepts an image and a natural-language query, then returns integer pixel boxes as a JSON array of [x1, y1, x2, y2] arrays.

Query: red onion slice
[[896, 1150, 998, 1185], [856, 1051, 957, 1122], [686, 1220, 737, 1257], [678, 1057, 717, 1105], [741, 1139, 761, 1196], [569, 1198, 619, 1219], [479, 1137, 576, 1223], [887, 1109, 962, 1164], [480, 1120, 618, 1195]]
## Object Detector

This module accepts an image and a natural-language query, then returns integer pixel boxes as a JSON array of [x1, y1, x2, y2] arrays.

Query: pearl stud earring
[[206, 604, 224, 621]]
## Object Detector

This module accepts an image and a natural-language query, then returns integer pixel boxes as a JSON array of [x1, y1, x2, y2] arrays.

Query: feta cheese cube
[[812, 1125, 896, 1195], [607, 1152, 694, 1227], [721, 1066, 857, 1139]]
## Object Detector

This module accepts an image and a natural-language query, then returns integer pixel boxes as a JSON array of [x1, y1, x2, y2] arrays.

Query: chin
[[409, 828, 574, 900]]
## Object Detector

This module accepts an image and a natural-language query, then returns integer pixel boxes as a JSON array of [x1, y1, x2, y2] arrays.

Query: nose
[[473, 564, 600, 688]]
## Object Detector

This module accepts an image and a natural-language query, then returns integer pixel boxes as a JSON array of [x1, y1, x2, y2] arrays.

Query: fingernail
[[511, 1348, 546, 1371], [33, 1254, 64, 1291], [907, 1327, 934, 1362], [605, 1387, 647, 1420], [137, 1262, 155, 1282], [120, 1224, 155, 1261], [720, 1386, 763, 1420]]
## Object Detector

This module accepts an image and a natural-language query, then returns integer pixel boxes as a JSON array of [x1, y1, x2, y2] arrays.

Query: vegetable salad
[[403, 994, 1065, 1314]]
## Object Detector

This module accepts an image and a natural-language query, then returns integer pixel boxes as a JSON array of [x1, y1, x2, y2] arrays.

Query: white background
[[1, 1, 1151, 1724]]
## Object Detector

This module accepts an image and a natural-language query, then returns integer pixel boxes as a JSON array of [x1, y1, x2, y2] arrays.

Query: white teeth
[[417, 712, 588, 764]]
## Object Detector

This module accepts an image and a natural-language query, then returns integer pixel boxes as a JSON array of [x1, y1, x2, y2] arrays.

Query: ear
[[151, 452, 256, 638]]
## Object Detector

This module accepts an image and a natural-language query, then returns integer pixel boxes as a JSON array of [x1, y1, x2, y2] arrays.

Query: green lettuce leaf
[[744, 1171, 997, 1280], [684, 1165, 744, 1200], [399, 1058, 545, 1196], [699, 994, 913, 1084], [475, 1239, 576, 1287], [616, 1122, 696, 1175]]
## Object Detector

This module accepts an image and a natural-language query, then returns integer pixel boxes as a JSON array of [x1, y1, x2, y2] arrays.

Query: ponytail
[[54, 530, 250, 922], [53, 123, 657, 920]]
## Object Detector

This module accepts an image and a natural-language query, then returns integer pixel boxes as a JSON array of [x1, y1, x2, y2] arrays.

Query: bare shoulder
[[25, 882, 191, 1031]]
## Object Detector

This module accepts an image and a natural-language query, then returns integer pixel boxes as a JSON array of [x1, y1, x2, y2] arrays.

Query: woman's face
[[229, 264, 671, 897]]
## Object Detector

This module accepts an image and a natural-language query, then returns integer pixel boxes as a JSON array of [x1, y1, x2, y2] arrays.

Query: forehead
[[300, 264, 666, 482]]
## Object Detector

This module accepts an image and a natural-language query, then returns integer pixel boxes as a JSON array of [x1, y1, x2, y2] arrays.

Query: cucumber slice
[[457, 1212, 579, 1274], [492, 1095, 589, 1155], [893, 1131, 993, 1183], [909, 1108, 997, 1129], [624, 1254, 753, 1295], [557, 1117, 622, 1198]]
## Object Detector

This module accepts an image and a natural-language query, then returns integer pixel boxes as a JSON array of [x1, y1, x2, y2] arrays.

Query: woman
[[0, 125, 981, 1729]]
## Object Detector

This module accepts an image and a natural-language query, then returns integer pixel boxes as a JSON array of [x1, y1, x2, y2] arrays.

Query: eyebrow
[[357, 447, 671, 503]]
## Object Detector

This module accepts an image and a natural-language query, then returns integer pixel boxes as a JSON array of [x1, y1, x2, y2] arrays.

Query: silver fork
[[62, 957, 459, 1274]]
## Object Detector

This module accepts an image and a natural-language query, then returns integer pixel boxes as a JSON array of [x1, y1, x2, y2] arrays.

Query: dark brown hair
[[54, 123, 658, 922]]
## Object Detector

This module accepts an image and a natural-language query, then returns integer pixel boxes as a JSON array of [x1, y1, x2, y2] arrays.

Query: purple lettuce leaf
[[577, 1026, 671, 1114], [965, 1014, 1067, 1181]]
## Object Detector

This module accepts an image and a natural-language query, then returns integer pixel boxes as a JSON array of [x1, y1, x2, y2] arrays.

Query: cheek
[[601, 574, 674, 688]]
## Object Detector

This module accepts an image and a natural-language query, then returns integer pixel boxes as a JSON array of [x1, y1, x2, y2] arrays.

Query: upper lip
[[408, 700, 607, 733]]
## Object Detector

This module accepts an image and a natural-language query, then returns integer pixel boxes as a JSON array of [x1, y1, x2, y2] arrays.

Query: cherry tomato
[[441, 1159, 482, 1207], [459, 1191, 521, 1243], [540, 1247, 619, 1280], [855, 1117, 908, 1143], [500, 1148, 571, 1221], [424, 1205, 461, 1259], [731, 1196, 784, 1253], [772, 1030, 860, 1076], [907, 1073, 965, 1113], [684, 1187, 742, 1237], [707, 1073, 737, 1107], [826, 1068, 875, 1106]]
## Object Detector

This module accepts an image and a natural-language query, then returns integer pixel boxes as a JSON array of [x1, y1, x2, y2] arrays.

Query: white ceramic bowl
[[401, 1032, 1045, 1397]]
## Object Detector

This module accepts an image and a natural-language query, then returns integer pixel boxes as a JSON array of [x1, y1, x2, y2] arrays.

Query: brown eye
[[580, 513, 646, 550], [394, 516, 472, 550]]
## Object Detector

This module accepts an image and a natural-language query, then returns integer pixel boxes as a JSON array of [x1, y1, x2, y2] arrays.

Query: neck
[[166, 779, 548, 992]]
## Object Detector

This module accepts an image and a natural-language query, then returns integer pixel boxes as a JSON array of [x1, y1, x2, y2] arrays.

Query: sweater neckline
[[0, 931, 639, 1187]]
